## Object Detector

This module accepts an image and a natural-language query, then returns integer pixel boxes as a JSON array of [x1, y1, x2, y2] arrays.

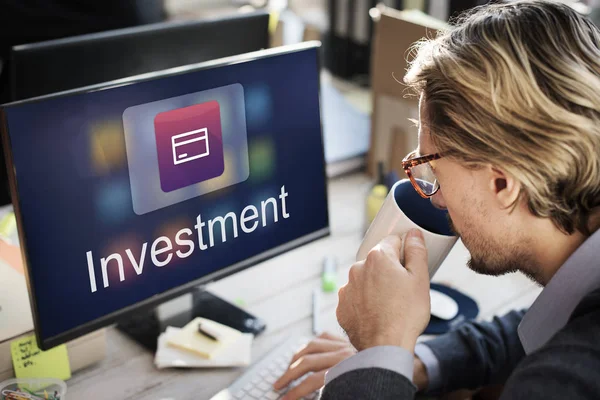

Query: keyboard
[[210, 335, 319, 400]]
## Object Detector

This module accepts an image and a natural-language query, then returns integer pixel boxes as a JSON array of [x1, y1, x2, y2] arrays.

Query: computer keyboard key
[[259, 369, 271, 378], [257, 382, 271, 392], [273, 369, 286, 378], [234, 391, 246, 399], [275, 357, 286, 364], [265, 374, 277, 384], [265, 392, 280, 400], [251, 376, 261, 385], [249, 388, 263, 398], [243, 383, 253, 392]]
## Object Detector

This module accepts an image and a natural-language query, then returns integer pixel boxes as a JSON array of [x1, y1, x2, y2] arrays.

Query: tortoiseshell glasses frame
[[401, 150, 443, 198]]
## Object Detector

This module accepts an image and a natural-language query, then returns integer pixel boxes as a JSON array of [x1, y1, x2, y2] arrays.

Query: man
[[273, 0, 600, 398]]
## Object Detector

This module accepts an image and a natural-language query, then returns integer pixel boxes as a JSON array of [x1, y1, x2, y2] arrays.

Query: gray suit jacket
[[320, 287, 600, 399]]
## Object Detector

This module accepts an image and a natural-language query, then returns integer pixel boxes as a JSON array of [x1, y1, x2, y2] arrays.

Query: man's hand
[[336, 229, 431, 352], [273, 332, 356, 400]]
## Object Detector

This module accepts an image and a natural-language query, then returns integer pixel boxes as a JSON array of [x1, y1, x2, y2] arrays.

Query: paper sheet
[[155, 326, 252, 369], [166, 317, 243, 359]]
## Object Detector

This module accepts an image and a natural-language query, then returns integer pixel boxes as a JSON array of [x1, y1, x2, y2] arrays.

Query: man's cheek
[[446, 211, 460, 236]]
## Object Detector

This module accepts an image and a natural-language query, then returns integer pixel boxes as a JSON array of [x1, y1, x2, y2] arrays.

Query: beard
[[446, 213, 542, 283]]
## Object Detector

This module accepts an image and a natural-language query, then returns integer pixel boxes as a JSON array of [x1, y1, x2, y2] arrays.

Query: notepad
[[155, 326, 252, 369], [166, 317, 243, 359], [10, 334, 71, 380]]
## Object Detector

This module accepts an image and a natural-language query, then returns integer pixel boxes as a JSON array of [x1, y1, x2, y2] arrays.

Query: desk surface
[[66, 172, 541, 399]]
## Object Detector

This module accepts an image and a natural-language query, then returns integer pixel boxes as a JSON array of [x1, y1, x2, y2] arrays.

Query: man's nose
[[431, 191, 447, 210]]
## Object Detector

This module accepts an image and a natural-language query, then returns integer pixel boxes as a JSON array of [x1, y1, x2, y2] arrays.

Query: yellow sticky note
[[11, 335, 71, 380], [167, 317, 242, 359]]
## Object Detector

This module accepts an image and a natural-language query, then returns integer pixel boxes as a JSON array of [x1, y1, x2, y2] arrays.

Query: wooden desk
[[66, 173, 541, 399]]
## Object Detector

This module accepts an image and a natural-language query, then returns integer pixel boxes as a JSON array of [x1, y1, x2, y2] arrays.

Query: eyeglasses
[[401, 150, 443, 198]]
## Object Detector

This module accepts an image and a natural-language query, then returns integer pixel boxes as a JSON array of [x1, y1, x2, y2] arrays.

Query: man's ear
[[489, 166, 521, 209]]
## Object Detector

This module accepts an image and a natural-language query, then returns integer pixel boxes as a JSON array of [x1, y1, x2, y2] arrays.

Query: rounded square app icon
[[154, 101, 225, 192], [122, 83, 249, 215]]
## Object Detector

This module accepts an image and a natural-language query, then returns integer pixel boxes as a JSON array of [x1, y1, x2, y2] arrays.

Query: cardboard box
[[303, 23, 322, 42], [367, 7, 449, 176]]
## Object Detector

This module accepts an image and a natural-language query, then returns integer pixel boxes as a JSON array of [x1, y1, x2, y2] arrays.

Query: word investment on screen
[[86, 186, 290, 293]]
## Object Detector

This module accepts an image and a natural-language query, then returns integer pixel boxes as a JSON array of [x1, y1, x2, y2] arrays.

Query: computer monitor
[[9, 10, 270, 101], [0, 42, 329, 350]]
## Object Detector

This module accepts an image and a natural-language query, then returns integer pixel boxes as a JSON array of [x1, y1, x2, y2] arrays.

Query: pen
[[312, 288, 321, 335], [198, 323, 220, 341]]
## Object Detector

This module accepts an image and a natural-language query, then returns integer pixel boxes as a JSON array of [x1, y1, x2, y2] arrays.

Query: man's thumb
[[404, 229, 429, 277]]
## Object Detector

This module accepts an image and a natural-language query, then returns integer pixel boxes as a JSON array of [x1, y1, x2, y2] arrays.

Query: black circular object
[[424, 283, 480, 335]]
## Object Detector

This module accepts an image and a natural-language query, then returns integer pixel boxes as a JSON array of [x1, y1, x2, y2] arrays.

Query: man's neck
[[530, 221, 587, 286]]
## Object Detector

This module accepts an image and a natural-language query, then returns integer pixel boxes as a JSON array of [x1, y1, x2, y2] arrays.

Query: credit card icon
[[153, 100, 225, 193], [122, 83, 249, 215], [172, 128, 210, 165]]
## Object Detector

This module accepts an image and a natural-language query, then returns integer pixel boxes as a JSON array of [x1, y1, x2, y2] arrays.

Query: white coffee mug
[[357, 179, 458, 279]]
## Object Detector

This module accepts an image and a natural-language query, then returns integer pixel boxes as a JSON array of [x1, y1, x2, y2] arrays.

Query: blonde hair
[[404, 0, 600, 235]]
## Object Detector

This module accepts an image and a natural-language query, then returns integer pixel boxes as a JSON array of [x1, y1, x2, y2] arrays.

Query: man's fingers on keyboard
[[281, 370, 325, 400], [274, 350, 352, 390], [289, 338, 350, 365]]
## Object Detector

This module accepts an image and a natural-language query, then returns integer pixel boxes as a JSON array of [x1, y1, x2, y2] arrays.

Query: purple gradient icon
[[122, 83, 248, 215], [154, 101, 225, 192]]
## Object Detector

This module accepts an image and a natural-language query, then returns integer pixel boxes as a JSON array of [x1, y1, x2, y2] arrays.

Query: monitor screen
[[0, 43, 329, 350]]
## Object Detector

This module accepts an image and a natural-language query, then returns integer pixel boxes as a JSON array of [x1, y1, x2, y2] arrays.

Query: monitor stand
[[115, 288, 266, 351]]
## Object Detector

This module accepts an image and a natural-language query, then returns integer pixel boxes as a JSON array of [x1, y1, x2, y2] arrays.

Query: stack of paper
[[155, 317, 253, 369]]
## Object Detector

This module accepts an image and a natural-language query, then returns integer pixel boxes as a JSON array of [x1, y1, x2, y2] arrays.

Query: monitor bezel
[[0, 41, 330, 350]]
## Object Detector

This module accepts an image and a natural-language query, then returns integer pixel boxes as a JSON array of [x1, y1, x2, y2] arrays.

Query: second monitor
[[9, 10, 271, 101]]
